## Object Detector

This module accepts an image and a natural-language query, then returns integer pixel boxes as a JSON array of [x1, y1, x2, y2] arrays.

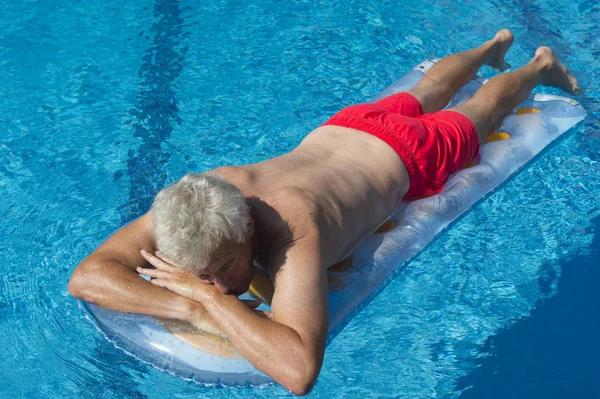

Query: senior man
[[69, 29, 578, 395]]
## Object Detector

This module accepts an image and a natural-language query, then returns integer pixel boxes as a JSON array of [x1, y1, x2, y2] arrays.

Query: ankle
[[532, 47, 554, 71], [481, 39, 504, 68], [481, 40, 496, 59]]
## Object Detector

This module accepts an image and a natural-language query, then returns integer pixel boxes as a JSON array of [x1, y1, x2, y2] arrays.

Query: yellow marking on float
[[374, 220, 396, 234], [464, 159, 479, 168], [485, 132, 511, 143], [516, 107, 541, 115], [248, 273, 274, 306], [329, 258, 351, 272]]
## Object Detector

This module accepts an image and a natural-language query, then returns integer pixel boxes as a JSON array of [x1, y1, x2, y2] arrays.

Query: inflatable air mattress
[[83, 59, 586, 387]]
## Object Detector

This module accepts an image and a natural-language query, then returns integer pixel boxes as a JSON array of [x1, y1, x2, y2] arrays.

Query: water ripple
[[0, 0, 598, 398]]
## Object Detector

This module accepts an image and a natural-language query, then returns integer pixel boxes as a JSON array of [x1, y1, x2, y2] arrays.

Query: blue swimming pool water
[[0, 0, 598, 397]]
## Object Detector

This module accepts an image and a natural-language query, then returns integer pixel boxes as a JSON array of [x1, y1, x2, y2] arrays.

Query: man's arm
[[139, 234, 329, 395], [198, 239, 328, 395], [68, 212, 213, 329], [200, 237, 328, 395]]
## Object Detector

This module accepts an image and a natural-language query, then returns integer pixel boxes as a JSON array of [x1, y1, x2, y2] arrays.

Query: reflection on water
[[456, 215, 600, 398], [0, 0, 598, 397], [119, 0, 190, 224]]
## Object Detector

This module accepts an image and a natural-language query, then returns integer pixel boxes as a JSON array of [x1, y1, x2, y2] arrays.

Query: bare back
[[217, 125, 410, 269]]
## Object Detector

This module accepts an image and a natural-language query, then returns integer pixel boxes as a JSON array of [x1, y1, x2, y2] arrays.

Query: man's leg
[[409, 29, 514, 114], [449, 46, 580, 143]]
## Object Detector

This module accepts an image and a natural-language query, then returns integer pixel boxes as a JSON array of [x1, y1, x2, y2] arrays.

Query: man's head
[[151, 173, 255, 295]]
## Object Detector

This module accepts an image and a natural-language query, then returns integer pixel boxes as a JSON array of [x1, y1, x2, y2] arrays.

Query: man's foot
[[535, 46, 580, 94], [485, 29, 514, 71]]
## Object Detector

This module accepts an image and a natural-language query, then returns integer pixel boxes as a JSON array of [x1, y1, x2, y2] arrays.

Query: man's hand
[[137, 249, 262, 307], [139, 243, 326, 395], [138, 249, 264, 336], [138, 249, 211, 302]]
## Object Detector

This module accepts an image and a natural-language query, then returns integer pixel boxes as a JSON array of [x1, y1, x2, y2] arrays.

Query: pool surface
[[1, 0, 598, 398]]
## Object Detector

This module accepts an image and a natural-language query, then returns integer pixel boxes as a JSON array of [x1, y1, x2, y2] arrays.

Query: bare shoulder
[[88, 211, 156, 270], [269, 234, 328, 333], [266, 189, 323, 276], [267, 187, 322, 246], [271, 186, 319, 218], [213, 165, 260, 188]]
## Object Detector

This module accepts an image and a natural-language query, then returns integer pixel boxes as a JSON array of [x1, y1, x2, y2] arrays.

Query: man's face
[[196, 238, 255, 296]]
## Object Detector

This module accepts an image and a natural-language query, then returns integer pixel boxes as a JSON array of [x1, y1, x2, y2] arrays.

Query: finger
[[155, 251, 182, 269], [140, 250, 177, 271], [136, 267, 172, 280], [149, 278, 195, 300], [149, 278, 167, 288]]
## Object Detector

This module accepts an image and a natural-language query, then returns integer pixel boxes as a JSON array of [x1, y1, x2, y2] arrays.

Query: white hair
[[151, 173, 250, 273]]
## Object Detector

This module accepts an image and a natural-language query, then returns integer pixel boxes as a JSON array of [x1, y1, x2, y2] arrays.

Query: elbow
[[281, 361, 321, 396], [68, 261, 99, 302], [287, 382, 315, 397], [285, 374, 317, 396]]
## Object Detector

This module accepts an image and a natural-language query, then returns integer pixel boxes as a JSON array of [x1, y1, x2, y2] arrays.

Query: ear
[[247, 216, 255, 238]]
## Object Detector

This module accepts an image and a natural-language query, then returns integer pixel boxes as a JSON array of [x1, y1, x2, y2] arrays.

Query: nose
[[213, 277, 231, 294]]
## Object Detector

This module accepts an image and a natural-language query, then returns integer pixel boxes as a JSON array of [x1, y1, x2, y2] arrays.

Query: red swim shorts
[[321, 92, 480, 199]]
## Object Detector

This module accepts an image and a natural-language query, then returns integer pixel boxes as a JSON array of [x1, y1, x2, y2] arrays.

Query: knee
[[451, 102, 491, 138], [410, 77, 453, 113]]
